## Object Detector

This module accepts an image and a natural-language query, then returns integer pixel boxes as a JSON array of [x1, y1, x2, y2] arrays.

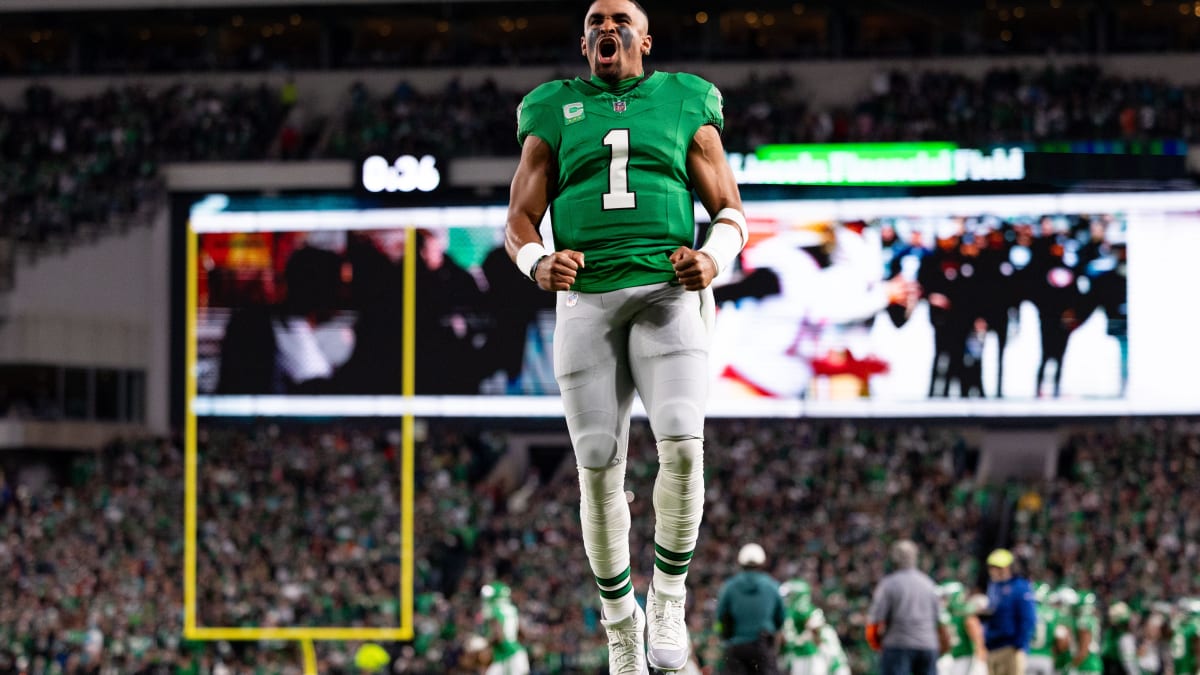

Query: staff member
[[867, 540, 950, 675], [983, 549, 1036, 675], [716, 543, 785, 674]]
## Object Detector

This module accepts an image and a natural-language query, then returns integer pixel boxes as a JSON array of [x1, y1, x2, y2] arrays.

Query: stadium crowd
[[3, 63, 1200, 251], [718, 64, 1200, 150], [2, 416, 1199, 673], [0, 82, 293, 248], [326, 63, 1200, 159]]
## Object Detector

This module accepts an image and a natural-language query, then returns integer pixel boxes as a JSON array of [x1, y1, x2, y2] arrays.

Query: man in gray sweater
[[716, 543, 786, 674], [867, 540, 950, 675]]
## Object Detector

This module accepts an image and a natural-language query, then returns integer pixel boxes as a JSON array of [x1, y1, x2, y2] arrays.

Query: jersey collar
[[583, 71, 655, 96]]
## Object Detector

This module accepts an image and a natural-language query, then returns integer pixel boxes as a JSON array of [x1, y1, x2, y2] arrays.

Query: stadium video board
[[180, 191, 1200, 418]]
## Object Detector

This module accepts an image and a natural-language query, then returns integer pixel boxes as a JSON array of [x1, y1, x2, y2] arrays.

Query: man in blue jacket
[[984, 548, 1037, 675]]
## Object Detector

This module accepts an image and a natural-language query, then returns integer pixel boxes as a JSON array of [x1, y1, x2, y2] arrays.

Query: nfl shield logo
[[612, 100, 627, 113]]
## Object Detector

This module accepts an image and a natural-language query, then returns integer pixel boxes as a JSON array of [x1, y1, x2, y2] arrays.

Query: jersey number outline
[[602, 128, 637, 210]]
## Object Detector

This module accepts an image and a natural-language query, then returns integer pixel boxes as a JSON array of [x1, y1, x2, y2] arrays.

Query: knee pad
[[573, 430, 621, 469], [649, 399, 704, 442]]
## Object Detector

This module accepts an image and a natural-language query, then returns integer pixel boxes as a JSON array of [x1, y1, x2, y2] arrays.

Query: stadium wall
[[0, 207, 171, 433]]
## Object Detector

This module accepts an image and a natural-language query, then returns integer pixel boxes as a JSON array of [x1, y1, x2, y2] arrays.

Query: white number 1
[[602, 128, 637, 210]]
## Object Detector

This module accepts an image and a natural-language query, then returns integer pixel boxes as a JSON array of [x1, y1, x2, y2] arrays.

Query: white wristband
[[698, 213, 747, 275], [713, 207, 749, 246], [515, 242, 550, 282]]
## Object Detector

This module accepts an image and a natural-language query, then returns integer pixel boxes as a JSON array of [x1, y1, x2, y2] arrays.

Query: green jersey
[[1055, 614, 1077, 672], [1030, 603, 1060, 659], [1173, 618, 1199, 675], [782, 606, 821, 657], [483, 600, 524, 661], [1102, 628, 1138, 675], [946, 613, 975, 660], [517, 71, 725, 293]]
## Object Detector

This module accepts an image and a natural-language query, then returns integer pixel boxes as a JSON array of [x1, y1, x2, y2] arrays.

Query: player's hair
[[629, 0, 649, 25], [583, 0, 650, 29]]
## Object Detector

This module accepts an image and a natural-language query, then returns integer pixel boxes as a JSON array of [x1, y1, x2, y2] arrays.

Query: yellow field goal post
[[182, 223, 419, 672]]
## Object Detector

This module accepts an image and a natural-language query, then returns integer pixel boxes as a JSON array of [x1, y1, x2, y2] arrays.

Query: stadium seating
[[3, 417, 1197, 673], [3, 62, 1197, 259], [0, 82, 290, 251]]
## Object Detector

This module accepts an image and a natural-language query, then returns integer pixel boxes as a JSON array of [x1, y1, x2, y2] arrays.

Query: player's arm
[[485, 616, 504, 649], [966, 615, 987, 661], [504, 135, 582, 291], [937, 620, 952, 655], [1052, 624, 1070, 656], [1074, 627, 1091, 666], [673, 123, 745, 291], [807, 610, 827, 645]]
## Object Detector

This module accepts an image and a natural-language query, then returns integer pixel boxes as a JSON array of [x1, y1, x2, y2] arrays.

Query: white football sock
[[579, 462, 636, 621], [652, 437, 704, 597]]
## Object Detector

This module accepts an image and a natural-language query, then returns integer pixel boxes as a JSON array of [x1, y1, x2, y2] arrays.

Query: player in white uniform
[[504, 1, 746, 672]]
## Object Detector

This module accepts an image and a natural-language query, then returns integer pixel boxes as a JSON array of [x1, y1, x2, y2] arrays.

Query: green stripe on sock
[[595, 567, 631, 588], [655, 558, 690, 576], [654, 543, 694, 563], [599, 582, 634, 599]]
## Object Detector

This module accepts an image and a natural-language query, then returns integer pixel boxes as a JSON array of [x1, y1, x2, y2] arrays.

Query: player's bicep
[[687, 123, 742, 219], [505, 135, 556, 260]]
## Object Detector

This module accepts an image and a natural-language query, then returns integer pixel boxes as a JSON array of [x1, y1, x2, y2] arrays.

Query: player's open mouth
[[597, 37, 619, 64]]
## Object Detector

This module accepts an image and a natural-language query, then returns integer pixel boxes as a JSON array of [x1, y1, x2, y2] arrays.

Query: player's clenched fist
[[670, 246, 718, 291], [534, 250, 585, 291]]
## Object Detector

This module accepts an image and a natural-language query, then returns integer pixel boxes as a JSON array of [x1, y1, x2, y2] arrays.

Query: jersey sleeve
[[702, 83, 725, 133], [516, 97, 561, 149]]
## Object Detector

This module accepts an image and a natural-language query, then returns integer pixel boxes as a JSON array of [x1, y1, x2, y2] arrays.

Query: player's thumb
[[567, 250, 585, 268]]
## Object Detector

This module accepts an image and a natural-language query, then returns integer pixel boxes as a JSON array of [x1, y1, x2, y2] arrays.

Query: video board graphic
[[182, 192, 1200, 418]]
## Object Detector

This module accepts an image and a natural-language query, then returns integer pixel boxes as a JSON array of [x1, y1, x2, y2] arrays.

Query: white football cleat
[[646, 584, 689, 671], [601, 603, 649, 675]]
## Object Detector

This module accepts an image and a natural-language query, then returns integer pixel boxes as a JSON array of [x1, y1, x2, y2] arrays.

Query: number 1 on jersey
[[602, 128, 637, 210]]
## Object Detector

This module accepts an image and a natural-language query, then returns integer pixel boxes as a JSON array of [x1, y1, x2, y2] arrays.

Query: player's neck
[[588, 71, 649, 93]]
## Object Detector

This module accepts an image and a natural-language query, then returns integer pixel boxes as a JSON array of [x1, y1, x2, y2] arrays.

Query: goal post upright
[[181, 222, 417, 665]]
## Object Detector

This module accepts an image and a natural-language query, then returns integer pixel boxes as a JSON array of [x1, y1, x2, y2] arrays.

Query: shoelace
[[650, 596, 687, 649], [606, 621, 644, 674]]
